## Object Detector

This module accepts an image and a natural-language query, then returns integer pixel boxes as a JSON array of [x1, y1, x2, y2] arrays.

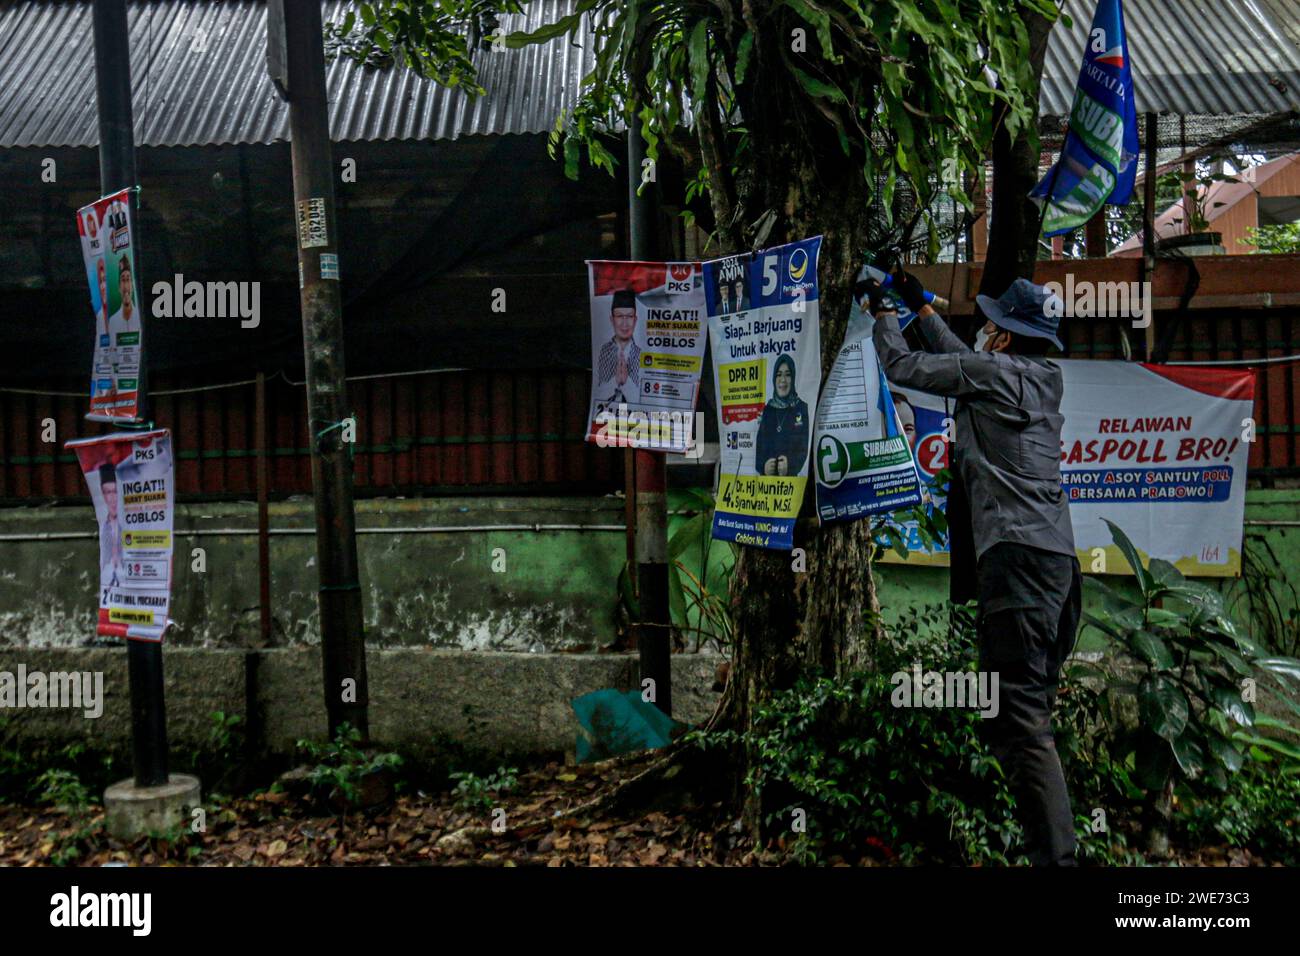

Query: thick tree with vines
[[345, 0, 1058, 834]]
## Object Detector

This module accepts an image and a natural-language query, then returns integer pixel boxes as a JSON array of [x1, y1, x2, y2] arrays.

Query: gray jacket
[[872, 310, 1075, 561]]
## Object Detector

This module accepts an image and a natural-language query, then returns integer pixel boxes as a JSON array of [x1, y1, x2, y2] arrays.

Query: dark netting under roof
[[885, 110, 1300, 264], [899, 0, 1300, 262], [1038, 111, 1300, 160]]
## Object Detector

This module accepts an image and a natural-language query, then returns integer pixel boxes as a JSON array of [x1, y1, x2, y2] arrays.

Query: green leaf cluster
[[329, 1, 525, 93], [1083, 520, 1300, 793], [296, 722, 405, 808], [355, 2, 1059, 251]]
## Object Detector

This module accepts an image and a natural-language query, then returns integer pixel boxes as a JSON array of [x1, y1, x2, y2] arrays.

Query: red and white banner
[[1060, 361, 1255, 576], [584, 260, 707, 452], [66, 430, 175, 641], [78, 187, 143, 422], [884, 361, 1257, 577]]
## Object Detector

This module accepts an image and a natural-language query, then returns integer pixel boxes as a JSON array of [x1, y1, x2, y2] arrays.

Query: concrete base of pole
[[103, 775, 201, 841]]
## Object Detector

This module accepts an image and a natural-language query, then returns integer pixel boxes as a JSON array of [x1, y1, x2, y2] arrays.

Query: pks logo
[[787, 248, 809, 283], [133, 445, 155, 462], [666, 263, 694, 294]]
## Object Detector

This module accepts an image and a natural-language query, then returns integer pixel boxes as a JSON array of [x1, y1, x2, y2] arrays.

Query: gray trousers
[[976, 542, 1082, 866]]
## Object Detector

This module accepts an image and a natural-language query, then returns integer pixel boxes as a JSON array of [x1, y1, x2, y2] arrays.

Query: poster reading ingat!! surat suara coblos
[[584, 260, 708, 453], [65, 429, 175, 642]]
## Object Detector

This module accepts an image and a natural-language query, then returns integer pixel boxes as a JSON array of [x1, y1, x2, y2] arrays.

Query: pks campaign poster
[[66, 430, 175, 641], [585, 261, 707, 453], [78, 187, 143, 422], [814, 295, 924, 523], [706, 237, 821, 550]]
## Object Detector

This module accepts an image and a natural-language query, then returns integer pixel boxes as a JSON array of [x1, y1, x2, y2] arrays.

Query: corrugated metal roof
[[0, 0, 601, 148], [5, 0, 1300, 150], [1042, 0, 1300, 117]]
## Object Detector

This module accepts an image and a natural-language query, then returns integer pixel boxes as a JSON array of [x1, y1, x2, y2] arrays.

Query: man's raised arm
[[858, 276, 1000, 401], [891, 271, 969, 355]]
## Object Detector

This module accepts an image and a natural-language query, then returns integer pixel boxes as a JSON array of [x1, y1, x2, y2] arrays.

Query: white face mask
[[974, 328, 993, 352]]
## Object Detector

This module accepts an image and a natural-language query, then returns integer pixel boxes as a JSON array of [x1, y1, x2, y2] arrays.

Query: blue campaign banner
[[706, 237, 822, 551], [1032, 0, 1139, 236], [814, 294, 924, 524], [1063, 466, 1235, 504]]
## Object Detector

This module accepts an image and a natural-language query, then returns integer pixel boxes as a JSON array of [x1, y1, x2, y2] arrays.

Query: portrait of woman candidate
[[754, 353, 810, 477]]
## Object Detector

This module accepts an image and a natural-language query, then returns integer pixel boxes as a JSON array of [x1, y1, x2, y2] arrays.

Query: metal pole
[[627, 113, 671, 716], [623, 446, 637, 601], [283, 0, 369, 739], [93, 0, 169, 789], [256, 372, 272, 646], [1142, 112, 1158, 361]]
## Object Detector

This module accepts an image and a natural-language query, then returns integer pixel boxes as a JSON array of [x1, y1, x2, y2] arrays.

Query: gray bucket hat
[[975, 278, 1064, 351]]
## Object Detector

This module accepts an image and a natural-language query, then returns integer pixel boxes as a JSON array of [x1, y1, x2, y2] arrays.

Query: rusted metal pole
[[634, 450, 671, 715], [624, 445, 637, 606], [282, 0, 369, 738], [256, 372, 272, 646], [93, 0, 169, 788], [627, 112, 671, 716], [1142, 112, 1158, 360]]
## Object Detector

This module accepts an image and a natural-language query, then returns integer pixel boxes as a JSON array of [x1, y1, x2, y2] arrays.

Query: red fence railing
[[0, 368, 622, 502]]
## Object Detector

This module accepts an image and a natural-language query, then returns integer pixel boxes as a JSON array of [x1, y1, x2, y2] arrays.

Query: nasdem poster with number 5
[[706, 237, 821, 551]]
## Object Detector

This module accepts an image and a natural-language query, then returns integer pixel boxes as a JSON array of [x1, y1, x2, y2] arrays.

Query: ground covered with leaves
[[0, 748, 1287, 867], [6, 573, 1298, 867], [0, 753, 769, 867]]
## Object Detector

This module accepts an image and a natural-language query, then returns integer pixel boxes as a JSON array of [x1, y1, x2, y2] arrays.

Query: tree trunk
[[979, 8, 1054, 298], [712, 149, 882, 837], [1145, 776, 1173, 857], [726, 523, 879, 831], [955, 8, 1054, 608]]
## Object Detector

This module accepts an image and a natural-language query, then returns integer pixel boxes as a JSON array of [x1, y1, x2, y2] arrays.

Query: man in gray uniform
[[858, 272, 1081, 866]]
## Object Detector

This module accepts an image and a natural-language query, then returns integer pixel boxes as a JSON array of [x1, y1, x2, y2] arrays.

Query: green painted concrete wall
[[1, 488, 1296, 652], [670, 486, 1300, 655], [0, 497, 629, 650]]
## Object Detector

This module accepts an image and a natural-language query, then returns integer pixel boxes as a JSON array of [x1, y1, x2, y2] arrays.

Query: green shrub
[[1084, 520, 1300, 851], [0, 725, 120, 807], [1180, 761, 1300, 864], [695, 604, 1024, 865], [450, 766, 518, 813], [35, 768, 100, 865], [1054, 663, 1147, 865], [296, 723, 403, 809]]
